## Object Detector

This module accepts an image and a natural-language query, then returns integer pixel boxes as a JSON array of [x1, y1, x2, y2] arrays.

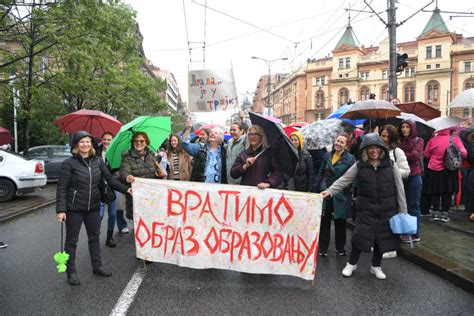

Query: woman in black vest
[[321, 133, 407, 280]]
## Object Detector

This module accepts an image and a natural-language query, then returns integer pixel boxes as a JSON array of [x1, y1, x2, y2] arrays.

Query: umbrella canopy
[[55, 109, 122, 138], [427, 116, 464, 132], [249, 112, 298, 177], [105, 116, 171, 169], [448, 88, 474, 108], [283, 126, 298, 137], [341, 99, 401, 120], [300, 119, 346, 150], [376, 112, 435, 140], [288, 122, 308, 129], [0, 127, 13, 145], [327, 103, 366, 126], [396, 102, 441, 121]]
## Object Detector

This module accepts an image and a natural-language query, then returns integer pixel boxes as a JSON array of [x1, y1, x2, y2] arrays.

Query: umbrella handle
[[61, 221, 64, 253]]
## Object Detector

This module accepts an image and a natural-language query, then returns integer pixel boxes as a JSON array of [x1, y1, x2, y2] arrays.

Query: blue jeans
[[406, 175, 422, 237], [99, 191, 119, 232]]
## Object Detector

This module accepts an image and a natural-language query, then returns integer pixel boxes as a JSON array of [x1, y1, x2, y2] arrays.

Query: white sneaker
[[370, 266, 386, 280], [342, 263, 357, 277], [382, 251, 397, 259], [120, 227, 129, 234]]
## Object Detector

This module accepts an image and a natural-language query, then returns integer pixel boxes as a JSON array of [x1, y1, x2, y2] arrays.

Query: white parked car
[[0, 149, 47, 202]]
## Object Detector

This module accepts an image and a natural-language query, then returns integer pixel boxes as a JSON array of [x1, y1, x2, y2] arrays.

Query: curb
[[346, 221, 474, 294], [0, 200, 56, 223]]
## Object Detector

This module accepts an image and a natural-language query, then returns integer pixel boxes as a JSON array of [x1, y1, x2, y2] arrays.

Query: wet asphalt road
[[0, 204, 472, 315]]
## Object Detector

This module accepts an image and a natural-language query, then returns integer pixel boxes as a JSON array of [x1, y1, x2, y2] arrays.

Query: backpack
[[444, 135, 462, 171]]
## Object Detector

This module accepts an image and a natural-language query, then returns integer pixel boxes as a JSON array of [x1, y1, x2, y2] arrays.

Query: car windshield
[[52, 146, 72, 157]]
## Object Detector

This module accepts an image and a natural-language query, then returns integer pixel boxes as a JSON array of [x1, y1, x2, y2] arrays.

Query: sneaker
[[382, 251, 397, 259], [120, 227, 130, 234], [440, 212, 450, 223], [337, 251, 347, 256], [432, 211, 440, 221], [318, 252, 328, 257], [412, 236, 421, 242], [370, 266, 386, 280], [0, 241, 7, 249], [342, 263, 357, 277], [401, 235, 412, 243]]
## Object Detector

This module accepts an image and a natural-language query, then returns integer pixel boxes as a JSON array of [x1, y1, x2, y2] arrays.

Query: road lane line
[[110, 268, 145, 316]]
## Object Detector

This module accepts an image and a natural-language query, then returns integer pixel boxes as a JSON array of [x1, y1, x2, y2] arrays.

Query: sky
[[124, 0, 474, 124]]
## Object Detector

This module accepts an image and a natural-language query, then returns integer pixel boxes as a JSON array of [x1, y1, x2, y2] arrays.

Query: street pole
[[388, 0, 398, 99]]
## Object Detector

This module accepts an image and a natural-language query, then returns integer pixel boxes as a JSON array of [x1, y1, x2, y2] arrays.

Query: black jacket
[[56, 154, 128, 214], [293, 149, 314, 192]]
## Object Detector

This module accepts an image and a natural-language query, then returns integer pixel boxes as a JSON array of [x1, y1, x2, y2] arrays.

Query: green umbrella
[[106, 116, 171, 169]]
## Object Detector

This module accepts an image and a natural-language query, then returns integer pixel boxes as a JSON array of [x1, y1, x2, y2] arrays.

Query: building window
[[435, 64, 440, 69], [339, 58, 344, 69], [360, 87, 370, 100], [380, 85, 389, 101], [381, 69, 387, 80], [360, 71, 369, 81], [339, 88, 349, 105], [426, 65, 431, 70], [315, 91, 325, 108], [463, 108, 470, 118], [426, 80, 440, 104], [345, 57, 351, 68], [426, 46, 432, 59], [465, 61, 471, 73], [315, 76, 325, 86], [405, 67, 415, 77], [435, 45, 441, 58], [403, 84, 415, 102], [40, 56, 48, 75], [464, 79, 474, 90]]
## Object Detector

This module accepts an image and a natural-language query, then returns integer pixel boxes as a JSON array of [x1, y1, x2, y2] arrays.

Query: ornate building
[[252, 8, 474, 123]]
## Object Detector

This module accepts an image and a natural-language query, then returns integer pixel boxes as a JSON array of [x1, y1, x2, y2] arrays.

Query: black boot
[[93, 267, 112, 277], [67, 272, 80, 285], [106, 231, 116, 248]]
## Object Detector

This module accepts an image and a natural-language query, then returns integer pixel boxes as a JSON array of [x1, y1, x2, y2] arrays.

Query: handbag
[[100, 179, 116, 204]]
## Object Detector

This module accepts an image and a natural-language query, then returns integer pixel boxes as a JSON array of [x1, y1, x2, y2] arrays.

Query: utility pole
[[388, 0, 398, 99]]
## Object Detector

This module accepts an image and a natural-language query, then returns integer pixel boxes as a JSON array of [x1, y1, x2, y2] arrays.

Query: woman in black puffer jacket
[[289, 131, 314, 192], [56, 131, 130, 286]]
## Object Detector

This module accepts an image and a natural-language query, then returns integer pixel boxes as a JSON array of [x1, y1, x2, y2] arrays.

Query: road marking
[[110, 268, 145, 316]]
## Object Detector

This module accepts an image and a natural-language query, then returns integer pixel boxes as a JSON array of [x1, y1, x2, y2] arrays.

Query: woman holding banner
[[321, 133, 407, 280], [314, 133, 354, 257], [230, 125, 283, 189]]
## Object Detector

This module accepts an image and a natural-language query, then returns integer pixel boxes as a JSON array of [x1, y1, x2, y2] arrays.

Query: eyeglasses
[[134, 139, 146, 144], [248, 133, 261, 137]]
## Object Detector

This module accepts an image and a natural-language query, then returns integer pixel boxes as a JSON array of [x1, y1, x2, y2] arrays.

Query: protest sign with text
[[132, 178, 322, 280]]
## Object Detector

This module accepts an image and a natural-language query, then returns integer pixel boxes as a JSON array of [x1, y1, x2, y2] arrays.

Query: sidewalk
[[1, 185, 473, 293], [348, 208, 474, 293]]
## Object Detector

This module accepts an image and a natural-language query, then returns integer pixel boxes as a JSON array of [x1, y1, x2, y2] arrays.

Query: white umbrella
[[448, 88, 474, 108], [301, 119, 346, 150], [427, 116, 464, 132]]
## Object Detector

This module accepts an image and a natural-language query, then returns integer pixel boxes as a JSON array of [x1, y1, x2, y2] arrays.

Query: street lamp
[[251, 56, 288, 115]]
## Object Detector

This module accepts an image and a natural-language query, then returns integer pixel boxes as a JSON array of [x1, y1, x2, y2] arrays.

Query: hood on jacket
[[398, 119, 418, 142], [70, 131, 98, 154], [459, 128, 474, 143], [359, 133, 388, 162], [290, 131, 304, 150]]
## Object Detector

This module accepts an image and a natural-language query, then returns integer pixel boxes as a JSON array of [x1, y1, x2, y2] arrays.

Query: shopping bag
[[389, 213, 417, 235]]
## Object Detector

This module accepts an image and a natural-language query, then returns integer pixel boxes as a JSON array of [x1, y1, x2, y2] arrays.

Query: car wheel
[[0, 179, 16, 202]]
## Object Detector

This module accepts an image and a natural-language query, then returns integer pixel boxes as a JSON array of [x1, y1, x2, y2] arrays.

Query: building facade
[[252, 8, 474, 123]]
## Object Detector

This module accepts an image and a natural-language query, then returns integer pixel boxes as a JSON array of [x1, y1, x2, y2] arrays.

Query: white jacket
[[390, 147, 410, 179]]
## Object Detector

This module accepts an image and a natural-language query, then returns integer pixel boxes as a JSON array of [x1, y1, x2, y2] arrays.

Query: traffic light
[[396, 53, 408, 72]]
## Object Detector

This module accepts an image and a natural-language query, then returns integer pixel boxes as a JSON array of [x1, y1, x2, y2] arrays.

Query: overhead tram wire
[[182, 0, 192, 63], [191, 0, 299, 47]]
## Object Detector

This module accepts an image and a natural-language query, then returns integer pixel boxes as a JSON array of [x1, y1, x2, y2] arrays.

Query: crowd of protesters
[[54, 113, 474, 285]]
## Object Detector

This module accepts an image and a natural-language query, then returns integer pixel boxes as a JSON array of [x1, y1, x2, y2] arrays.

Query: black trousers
[[318, 199, 346, 253], [431, 193, 452, 213], [65, 211, 102, 273], [348, 243, 383, 267]]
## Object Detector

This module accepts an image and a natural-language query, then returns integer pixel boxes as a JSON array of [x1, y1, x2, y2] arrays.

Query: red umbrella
[[288, 122, 308, 129], [0, 127, 13, 145], [283, 126, 298, 137], [55, 109, 122, 138]]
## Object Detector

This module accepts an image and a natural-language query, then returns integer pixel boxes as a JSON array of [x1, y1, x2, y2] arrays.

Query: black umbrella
[[249, 112, 298, 177], [375, 112, 435, 140]]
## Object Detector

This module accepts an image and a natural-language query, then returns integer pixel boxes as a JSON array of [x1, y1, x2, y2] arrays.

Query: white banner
[[188, 69, 238, 112], [132, 178, 322, 281]]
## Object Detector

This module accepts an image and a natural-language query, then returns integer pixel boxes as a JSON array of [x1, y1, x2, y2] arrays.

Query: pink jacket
[[424, 129, 467, 171]]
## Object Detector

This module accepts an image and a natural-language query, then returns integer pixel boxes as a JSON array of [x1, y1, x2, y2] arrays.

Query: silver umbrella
[[448, 88, 474, 108], [301, 119, 345, 150], [427, 116, 464, 132]]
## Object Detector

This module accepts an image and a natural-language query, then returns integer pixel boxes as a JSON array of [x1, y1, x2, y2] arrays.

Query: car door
[[49, 146, 71, 179]]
